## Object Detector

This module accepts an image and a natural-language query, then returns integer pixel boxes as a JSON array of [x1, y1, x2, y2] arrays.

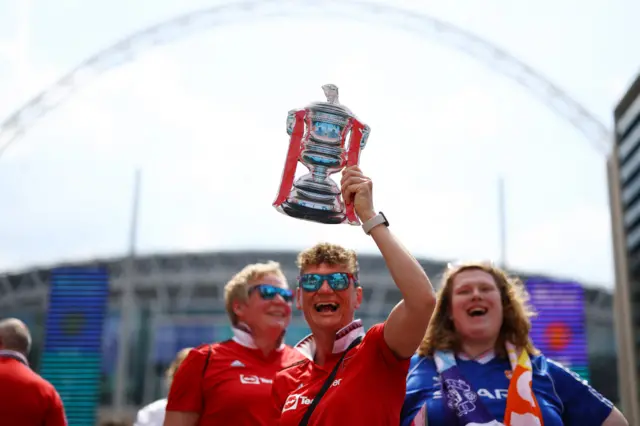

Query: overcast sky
[[0, 0, 639, 288]]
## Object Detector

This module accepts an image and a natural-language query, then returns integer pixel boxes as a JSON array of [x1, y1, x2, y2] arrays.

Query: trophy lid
[[306, 84, 354, 117]]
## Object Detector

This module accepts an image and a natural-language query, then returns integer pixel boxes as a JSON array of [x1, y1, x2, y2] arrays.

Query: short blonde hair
[[418, 262, 539, 357], [296, 242, 358, 275], [165, 347, 192, 385], [224, 261, 287, 325]]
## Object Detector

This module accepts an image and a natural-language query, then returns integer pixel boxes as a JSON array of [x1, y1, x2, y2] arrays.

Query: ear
[[296, 287, 302, 310], [232, 300, 245, 320], [354, 286, 363, 310]]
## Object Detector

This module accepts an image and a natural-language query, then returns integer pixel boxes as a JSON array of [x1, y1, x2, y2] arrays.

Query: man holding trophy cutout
[[270, 85, 437, 425]]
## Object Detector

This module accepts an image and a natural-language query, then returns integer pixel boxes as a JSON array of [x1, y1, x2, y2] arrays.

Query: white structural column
[[607, 155, 639, 424]]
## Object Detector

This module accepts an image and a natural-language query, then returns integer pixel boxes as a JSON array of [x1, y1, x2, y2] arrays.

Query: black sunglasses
[[249, 284, 293, 302], [298, 272, 358, 292]]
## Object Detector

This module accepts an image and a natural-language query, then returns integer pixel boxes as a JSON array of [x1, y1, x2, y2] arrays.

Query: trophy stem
[[312, 166, 328, 182]]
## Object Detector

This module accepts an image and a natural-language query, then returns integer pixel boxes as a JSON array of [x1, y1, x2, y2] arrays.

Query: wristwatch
[[362, 212, 389, 235]]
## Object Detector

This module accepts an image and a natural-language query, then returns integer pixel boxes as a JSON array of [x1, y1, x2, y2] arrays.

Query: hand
[[340, 166, 376, 222]]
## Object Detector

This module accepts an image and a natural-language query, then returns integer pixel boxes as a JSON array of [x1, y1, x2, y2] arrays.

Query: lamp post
[[113, 169, 142, 414]]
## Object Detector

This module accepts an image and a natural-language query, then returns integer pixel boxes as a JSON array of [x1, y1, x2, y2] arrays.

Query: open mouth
[[467, 307, 488, 317], [314, 303, 339, 313]]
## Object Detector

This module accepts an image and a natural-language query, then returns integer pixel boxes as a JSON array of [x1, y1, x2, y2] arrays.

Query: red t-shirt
[[166, 329, 303, 426], [271, 321, 410, 426], [0, 354, 67, 426]]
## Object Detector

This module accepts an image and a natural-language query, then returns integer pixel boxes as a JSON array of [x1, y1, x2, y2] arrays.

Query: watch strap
[[362, 212, 388, 235]]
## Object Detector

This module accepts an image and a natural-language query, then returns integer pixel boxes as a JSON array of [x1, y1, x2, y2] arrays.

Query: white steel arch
[[0, 0, 611, 158]]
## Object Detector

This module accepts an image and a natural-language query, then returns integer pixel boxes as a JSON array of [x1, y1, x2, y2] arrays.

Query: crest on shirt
[[504, 370, 512, 380]]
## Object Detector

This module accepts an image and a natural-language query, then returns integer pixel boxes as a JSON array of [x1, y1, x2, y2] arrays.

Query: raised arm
[[341, 166, 436, 359]]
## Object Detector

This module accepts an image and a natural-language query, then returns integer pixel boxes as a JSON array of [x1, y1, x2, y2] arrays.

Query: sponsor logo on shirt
[[434, 388, 509, 400], [432, 376, 507, 400], [282, 380, 343, 412], [239, 374, 273, 385], [283, 394, 314, 412]]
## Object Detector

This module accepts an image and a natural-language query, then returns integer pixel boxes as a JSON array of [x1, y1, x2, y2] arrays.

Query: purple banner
[[526, 278, 589, 379]]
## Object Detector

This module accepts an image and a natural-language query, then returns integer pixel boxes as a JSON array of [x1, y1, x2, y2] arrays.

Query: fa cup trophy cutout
[[273, 84, 371, 225]]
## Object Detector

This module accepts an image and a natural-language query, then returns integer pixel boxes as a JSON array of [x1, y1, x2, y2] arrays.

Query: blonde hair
[[165, 347, 193, 384], [296, 242, 358, 275], [224, 261, 287, 325], [418, 262, 538, 357]]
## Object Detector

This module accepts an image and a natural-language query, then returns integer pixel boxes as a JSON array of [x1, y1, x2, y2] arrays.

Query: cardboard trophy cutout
[[273, 84, 371, 225]]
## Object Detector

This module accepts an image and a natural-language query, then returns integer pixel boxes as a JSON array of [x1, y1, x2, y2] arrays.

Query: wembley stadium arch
[[0, 0, 611, 158], [0, 0, 627, 422]]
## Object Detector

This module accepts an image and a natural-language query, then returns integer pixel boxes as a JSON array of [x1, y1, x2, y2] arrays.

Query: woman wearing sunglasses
[[270, 165, 437, 426], [400, 261, 628, 426], [164, 261, 304, 426]]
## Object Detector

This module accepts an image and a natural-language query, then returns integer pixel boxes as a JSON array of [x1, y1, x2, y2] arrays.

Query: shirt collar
[[457, 349, 495, 364], [232, 323, 286, 352], [0, 350, 28, 365], [294, 319, 365, 361]]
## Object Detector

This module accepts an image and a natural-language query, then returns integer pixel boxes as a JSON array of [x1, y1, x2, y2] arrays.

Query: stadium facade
[[0, 250, 618, 415], [609, 71, 640, 423]]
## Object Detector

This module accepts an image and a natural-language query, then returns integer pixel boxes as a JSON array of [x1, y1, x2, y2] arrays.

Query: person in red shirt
[[271, 166, 437, 426], [0, 317, 67, 426], [164, 261, 304, 426]]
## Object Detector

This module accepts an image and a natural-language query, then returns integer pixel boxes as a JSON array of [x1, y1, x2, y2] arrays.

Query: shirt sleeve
[[546, 358, 614, 426], [45, 388, 68, 426], [400, 355, 430, 426], [366, 323, 411, 371], [165, 347, 207, 413]]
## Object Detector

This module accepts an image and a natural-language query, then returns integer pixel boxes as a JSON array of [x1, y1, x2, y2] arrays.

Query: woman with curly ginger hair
[[401, 261, 627, 426]]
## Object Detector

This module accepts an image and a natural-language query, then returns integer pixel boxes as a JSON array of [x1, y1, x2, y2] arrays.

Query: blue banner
[[40, 267, 109, 426]]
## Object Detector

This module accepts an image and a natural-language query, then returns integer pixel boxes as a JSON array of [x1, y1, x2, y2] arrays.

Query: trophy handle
[[273, 109, 307, 207], [345, 119, 366, 167], [343, 118, 367, 225]]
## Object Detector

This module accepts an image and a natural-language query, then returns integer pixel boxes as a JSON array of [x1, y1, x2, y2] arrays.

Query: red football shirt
[[166, 327, 303, 426], [271, 321, 410, 426], [0, 352, 67, 426]]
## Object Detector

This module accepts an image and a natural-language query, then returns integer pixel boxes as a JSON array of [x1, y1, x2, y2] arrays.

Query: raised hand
[[340, 166, 376, 222]]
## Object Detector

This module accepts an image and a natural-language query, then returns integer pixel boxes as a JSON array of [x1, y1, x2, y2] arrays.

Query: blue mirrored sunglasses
[[249, 284, 293, 302], [298, 272, 358, 292]]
